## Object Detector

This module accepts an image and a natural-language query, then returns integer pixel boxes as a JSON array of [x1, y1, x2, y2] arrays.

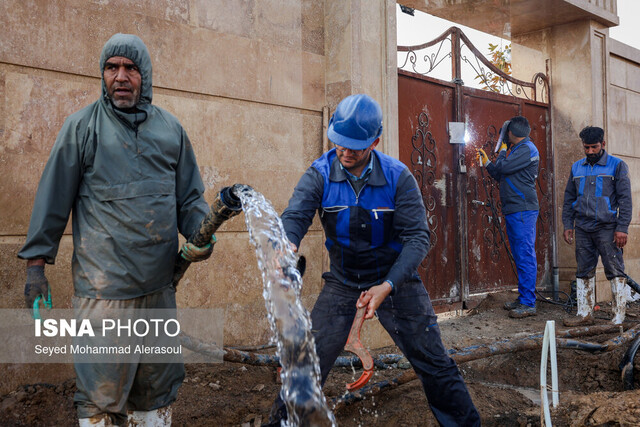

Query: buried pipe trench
[[180, 322, 640, 409], [180, 323, 635, 367], [331, 322, 640, 410]]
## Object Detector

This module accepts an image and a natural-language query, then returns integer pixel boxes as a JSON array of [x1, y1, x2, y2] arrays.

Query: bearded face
[[583, 142, 604, 164]]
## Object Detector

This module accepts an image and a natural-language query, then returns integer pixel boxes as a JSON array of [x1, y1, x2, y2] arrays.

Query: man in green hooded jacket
[[18, 34, 213, 426]]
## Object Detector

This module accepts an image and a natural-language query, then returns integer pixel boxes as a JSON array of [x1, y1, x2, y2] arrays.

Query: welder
[[477, 116, 540, 318]]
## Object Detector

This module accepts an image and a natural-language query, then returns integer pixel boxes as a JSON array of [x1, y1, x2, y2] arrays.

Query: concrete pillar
[[324, 0, 399, 157], [513, 20, 613, 301], [321, 0, 398, 348]]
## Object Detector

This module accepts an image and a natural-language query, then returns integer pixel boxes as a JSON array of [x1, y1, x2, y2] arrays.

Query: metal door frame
[[397, 27, 554, 310]]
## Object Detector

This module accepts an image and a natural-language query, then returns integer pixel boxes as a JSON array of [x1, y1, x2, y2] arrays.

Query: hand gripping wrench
[[344, 306, 374, 391]]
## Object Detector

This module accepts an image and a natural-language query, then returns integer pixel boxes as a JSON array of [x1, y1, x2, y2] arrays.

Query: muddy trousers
[[575, 227, 625, 280], [504, 210, 538, 308], [73, 287, 185, 426], [574, 228, 627, 324], [268, 275, 480, 427]]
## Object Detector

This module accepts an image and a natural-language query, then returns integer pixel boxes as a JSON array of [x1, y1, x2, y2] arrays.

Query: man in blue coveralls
[[265, 94, 480, 426], [477, 116, 540, 318], [562, 126, 632, 326]]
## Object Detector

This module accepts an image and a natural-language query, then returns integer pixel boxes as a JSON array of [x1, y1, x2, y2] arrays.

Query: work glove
[[296, 255, 306, 277], [180, 235, 216, 262], [476, 148, 490, 167], [499, 141, 508, 152], [24, 265, 51, 310]]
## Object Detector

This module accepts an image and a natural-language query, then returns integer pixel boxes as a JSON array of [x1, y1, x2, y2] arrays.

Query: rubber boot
[[563, 277, 595, 327], [78, 414, 112, 427], [127, 407, 172, 426], [611, 276, 627, 325]]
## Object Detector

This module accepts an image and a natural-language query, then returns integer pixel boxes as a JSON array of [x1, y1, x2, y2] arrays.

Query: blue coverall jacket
[[281, 148, 431, 293], [485, 138, 540, 214], [561, 150, 632, 233], [273, 149, 481, 426], [485, 138, 540, 307]]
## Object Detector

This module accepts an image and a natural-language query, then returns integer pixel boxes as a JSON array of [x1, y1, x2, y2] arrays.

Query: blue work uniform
[[561, 151, 632, 279], [267, 148, 481, 426], [486, 138, 540, 307]]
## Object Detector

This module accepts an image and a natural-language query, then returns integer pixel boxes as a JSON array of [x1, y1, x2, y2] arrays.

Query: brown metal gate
[[397, 27, 553, 311]]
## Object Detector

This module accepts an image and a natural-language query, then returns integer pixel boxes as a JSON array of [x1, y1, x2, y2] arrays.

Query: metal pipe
[[228, 344, 277, 352], [619, 334, 640, 390], [172, 184, 246, 287], [555, 339, 606, 352], [180, 332, 404, 369], [546, 57, 559, 302], [333, 322, 640, 410], [626, 274, 640, 294], [446, 334, 606, 361], [602, 323, 640, 348], [334, 354, 404, 370], [182, 324, 633, 367], [558, 323, 631, 338], [332, 370, 416, 412], [179, 332, 281, 366]]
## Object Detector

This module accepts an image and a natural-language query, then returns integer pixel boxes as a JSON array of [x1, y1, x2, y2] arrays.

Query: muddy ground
[[2, 290, 640, 426]]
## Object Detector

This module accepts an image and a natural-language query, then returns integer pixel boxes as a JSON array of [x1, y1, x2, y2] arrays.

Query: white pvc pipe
[[540, 320, 559, 426], [549, 321, 559, 407]]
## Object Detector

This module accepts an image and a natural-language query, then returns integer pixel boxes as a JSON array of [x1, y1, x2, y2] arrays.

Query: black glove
[[24, 265, 51, 309], [282, 255, 306, 283], [296, 255, 306, 277]]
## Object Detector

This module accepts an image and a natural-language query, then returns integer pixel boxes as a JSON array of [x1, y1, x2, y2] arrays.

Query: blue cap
[[327, 94, 383, 150]]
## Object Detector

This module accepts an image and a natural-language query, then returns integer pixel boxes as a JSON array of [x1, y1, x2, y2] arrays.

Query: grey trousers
[[268, 274, 481, 426], [73, 287, 184, 425], [575, 227, 625, 280]]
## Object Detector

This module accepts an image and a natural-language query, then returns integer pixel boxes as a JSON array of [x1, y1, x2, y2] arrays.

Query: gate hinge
[[452, 78, 464, 85]]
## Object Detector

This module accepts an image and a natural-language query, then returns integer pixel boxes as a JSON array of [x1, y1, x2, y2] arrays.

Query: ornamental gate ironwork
[[397, 27, 553, 311]]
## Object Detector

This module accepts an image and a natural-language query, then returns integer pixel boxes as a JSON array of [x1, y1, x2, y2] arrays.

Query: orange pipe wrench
[[344, 306, 374, 391]]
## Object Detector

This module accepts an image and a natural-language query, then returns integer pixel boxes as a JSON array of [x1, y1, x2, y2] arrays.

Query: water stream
[[237, 186, 336, 427]]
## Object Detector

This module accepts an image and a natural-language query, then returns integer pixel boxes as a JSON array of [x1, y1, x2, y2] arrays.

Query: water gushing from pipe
[[237, 186, 336, 427]]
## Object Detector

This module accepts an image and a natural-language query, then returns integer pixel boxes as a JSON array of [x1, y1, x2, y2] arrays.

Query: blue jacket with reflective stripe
[[561, 151, 632, 233], [486, 138, 540, 215], [281, 149, 430, 291]]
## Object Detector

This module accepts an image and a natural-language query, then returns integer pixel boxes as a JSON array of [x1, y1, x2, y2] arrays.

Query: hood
[[99, 33, 153, 105]]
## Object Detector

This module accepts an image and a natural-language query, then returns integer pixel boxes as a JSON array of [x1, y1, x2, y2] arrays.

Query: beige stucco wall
[[3, 0, 635, 395], [513, 20, 639, 302], [0, 0, 328, 392], [324, 0, 398, 156], [0, 0, 326, 306], [607, 39, 640, 288], [0, 0, 400, 393]]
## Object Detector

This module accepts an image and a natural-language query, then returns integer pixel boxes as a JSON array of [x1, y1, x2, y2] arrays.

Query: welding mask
[[495, 120, 511, 152]]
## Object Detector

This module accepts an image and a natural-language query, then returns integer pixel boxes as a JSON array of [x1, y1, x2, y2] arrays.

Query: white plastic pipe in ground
[[540, 320, 559, 426]]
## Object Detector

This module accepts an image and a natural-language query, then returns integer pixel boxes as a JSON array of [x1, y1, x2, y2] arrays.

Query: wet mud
[[2, 290, 640, 426]]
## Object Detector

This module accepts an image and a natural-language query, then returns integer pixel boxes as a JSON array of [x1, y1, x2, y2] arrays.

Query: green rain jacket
[[18, 34, 209, 299]]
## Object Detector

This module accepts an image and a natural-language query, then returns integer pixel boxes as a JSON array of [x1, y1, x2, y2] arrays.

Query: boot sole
[[508, 310, 536, 318]]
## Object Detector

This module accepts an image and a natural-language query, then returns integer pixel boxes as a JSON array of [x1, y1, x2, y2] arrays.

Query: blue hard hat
[[327, 94, 383, 150]]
